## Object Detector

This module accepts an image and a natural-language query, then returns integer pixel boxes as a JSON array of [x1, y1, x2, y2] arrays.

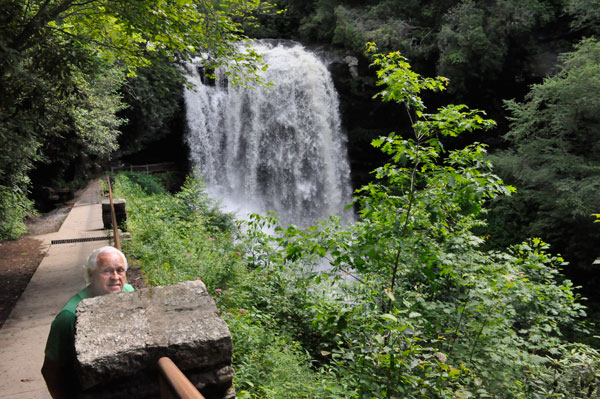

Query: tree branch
[[389, 104, 422, 298]]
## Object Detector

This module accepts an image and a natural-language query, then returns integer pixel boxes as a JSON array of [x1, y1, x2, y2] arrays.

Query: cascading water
[[184, 41, 353, 226]]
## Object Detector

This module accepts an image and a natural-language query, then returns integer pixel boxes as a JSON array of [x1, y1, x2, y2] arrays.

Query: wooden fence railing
[[110, 162, 176, 173]]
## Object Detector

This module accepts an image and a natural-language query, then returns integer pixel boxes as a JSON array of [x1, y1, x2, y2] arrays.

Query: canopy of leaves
[[0, 0, 268, 239]]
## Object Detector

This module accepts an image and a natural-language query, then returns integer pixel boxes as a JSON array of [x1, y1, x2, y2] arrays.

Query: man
[[41, 246, 134, 398]]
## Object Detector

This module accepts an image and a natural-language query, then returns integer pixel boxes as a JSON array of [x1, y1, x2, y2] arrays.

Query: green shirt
[[44, 284, 135, 363], [44, 284, 134, 396]]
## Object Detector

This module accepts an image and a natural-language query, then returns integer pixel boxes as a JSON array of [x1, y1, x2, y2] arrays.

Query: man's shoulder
[[62, 287, 91, 314], [53, 308, 76, 324], [48, 307, 76, 339], [123, 283, 134, 292]]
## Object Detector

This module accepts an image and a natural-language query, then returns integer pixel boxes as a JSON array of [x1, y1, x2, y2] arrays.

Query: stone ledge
[[75, 280, 233, 398]]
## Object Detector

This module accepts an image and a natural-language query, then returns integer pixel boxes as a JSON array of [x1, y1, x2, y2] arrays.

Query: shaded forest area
[[1, 1, 599, 310]]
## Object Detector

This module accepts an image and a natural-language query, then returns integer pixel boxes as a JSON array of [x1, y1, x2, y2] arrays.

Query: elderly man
[[41, 246, 134, 398]]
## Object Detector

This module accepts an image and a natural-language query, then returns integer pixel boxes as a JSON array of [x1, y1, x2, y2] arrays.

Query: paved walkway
[[0, 180, 110, 398]]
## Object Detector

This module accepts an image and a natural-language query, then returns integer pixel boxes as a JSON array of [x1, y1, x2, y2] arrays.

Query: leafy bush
[[226, 311, 355, 399], [0, 186, 36, 240], [112, 172, 243, 289], [111, 172, 167, 195]]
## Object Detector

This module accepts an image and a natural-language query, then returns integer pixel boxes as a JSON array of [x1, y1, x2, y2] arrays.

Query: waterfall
[[184, 41, 353, 226]]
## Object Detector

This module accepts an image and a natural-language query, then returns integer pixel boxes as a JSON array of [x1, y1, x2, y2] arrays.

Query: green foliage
[[367, 43, 449, 108], [113, 172, 242, 288], [296, 0, 340, 44], [4, 0, 265, 75], [0, 35, 117, 190], [227, 312, 354, 399], [437, 0, 555, 94], [565, 0, 600, 34], [300, 0, 455, 57], [489, 38, 600, 270], [112, 172, 167, 195], [350, 45, 507, 294], [0, 186, 36, 240], [118, 55, 186, 156], [69, 67, 126, 157], [333, 5, 415, 55]]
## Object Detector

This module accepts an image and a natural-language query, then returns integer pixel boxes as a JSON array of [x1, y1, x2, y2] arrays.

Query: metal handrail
[[158, 357, 205, 399], [105, 175, 121, 251]]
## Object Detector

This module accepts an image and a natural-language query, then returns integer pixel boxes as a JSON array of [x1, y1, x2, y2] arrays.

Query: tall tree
[[489, 38, 600, 292]]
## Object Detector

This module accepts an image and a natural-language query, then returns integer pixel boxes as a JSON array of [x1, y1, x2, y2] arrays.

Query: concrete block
[[101, 199, 127, 229], [75, 280, 233, 398]]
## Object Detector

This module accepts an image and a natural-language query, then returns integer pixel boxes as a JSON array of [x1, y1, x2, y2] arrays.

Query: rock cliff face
[[75, 280, 234, 399]]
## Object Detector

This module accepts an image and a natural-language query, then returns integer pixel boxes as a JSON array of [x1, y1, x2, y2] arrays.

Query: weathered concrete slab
[[75, 280, 233, 398]]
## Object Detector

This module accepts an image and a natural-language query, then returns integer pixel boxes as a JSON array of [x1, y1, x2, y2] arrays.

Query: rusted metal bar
[[158, 357, 205, 399], [106, 175, 121, 251]]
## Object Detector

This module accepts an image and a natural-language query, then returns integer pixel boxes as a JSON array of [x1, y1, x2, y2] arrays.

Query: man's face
[[89, 251, 127, 296]]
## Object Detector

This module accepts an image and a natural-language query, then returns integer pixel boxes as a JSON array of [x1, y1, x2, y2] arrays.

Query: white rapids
[[184, 41, 353, 226]]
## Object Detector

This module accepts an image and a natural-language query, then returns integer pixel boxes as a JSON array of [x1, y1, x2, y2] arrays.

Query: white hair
[[84, 246, 128, 284]]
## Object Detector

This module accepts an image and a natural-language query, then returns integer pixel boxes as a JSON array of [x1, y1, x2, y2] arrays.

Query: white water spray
[[184, 41, 353, 226]]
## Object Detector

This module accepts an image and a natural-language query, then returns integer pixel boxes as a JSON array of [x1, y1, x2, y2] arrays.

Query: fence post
[[106, 175, 121, 251]]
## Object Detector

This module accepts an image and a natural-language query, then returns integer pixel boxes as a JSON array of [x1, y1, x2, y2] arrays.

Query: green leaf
[[455, 390, 473, 398], [381, 313, 398, 323]]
